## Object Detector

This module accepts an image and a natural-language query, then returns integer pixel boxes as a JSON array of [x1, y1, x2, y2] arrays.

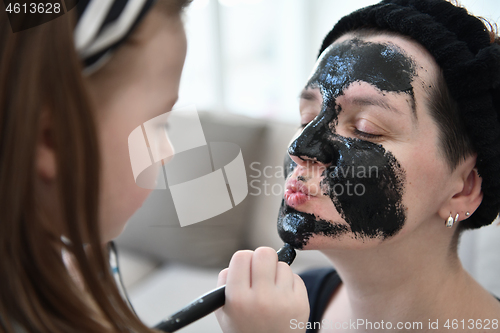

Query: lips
[[284, 179, 313, 207]]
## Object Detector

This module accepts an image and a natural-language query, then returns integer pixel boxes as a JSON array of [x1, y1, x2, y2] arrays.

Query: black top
[[300, 268, 342, 333], [300, 267, 500, 333]]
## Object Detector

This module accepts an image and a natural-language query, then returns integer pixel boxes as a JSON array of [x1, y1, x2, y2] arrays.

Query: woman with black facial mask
[[268, 0, 500, 331]]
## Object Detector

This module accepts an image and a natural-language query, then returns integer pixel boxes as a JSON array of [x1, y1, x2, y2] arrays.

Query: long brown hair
[[0, 2, 190, 332]]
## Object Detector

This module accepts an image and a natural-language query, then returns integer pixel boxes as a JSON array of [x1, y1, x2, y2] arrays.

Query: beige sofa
[[115, 111, 500, 333]]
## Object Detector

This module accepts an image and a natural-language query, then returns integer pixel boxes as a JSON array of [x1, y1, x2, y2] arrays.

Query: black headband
[[74, 0, 157, 74], [319, 0, 500, 228]]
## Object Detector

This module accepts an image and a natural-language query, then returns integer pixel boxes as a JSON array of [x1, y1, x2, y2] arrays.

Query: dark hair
[[428, 67, 474, 169], [0, 1, 189, 332], [429, 68, 478, 232], [425, 18, 500, 231]]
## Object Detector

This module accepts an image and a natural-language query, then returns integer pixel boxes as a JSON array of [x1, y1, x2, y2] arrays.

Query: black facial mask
[[278, 39, 414, 249]]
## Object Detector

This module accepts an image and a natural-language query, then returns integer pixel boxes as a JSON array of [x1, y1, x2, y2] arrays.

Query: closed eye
[[353, 128, 382, 140]]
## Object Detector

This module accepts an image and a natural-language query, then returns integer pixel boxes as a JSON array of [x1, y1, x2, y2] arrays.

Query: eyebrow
[[351, 95, 417, 120], [299, 90, 321, 102], [299, 89, 417, 121], [351, 96, 401, 114]]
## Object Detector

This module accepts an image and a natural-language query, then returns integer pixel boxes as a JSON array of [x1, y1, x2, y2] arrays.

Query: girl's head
[[278, 0, 500, 251], [85, 3, 186, 242], [0, 0, 189, 331]]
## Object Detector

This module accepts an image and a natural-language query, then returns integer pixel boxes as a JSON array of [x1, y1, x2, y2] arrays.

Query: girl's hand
[[215, 247, 309, 333]]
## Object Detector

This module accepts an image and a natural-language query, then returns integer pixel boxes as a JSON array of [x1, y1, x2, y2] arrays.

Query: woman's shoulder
[[450, 272, 500, 324]]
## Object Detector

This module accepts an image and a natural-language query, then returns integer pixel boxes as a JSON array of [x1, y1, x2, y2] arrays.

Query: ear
[[438, 155, 483, 223], [36, 110, 57, 181]]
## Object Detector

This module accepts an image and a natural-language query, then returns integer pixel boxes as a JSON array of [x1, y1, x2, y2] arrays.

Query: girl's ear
[[438, 155, 483, 222], [36, 110, 57, 181]]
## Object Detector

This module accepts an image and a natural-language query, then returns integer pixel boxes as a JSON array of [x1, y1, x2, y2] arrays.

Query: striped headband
[[74, 0, 157, 74]]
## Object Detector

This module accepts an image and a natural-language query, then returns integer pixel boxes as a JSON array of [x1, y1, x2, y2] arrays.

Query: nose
[[287, 152, 318, 168], [287, 122, 338, 169]]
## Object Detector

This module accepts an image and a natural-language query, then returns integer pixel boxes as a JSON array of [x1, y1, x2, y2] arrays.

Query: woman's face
[[87, 10, 186, 242], [278, 33, 458, 250]]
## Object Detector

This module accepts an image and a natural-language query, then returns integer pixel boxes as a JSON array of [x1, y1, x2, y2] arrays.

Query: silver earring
[[454, 213, 459, 223], [465, 211, 470, 217], [446, 213, 454, 228]]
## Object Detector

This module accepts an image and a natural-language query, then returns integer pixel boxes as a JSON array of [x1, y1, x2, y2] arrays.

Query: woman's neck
[[319, 219, 474, 326]]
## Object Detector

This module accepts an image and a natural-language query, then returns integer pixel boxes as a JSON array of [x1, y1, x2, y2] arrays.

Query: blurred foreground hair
[[0, 1, 189, 332]]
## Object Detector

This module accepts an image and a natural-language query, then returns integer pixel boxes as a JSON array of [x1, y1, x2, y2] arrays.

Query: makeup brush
[[154, 243, 296, 332]]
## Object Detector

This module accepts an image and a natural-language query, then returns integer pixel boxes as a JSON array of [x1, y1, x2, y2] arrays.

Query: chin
[[98, 208, 130, 243], [100, 223, 127, 243]]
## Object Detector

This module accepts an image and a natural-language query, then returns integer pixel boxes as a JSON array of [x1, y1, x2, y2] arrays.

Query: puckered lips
[[284, 178, 316, 207]]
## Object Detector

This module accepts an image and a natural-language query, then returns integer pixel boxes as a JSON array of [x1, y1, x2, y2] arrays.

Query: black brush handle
[[154, 244, 296, 332]]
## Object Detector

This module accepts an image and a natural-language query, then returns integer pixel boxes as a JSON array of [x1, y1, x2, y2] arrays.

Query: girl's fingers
[[293, 274, 310, 317], [251, 247, 278, 290], [217, 248, 310, 333], [217, 268, 229, 288], [226, 250, 253, 292], [293, 273, 308, 298], [275, 261, 294, 289]]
